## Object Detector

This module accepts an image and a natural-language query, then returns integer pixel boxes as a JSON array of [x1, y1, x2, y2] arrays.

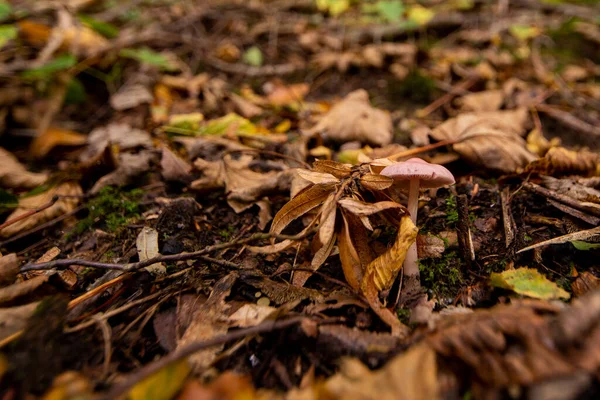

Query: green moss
[[445, 195, 458, 226], [219, 225, 236, 241], [69, 186, 143, 238], [396, 307, 411, 325], [390, 70, 437, 103], [419, 251, 464, 298]]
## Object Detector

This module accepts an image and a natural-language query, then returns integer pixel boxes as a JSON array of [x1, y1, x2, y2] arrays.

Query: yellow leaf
[[361, 215, 418, 293], [128, 359, 190, 400], [490, 267, 570, 300], [338, 211, 373, 290], [30, 127, 87, 159], [407, 6, 435, 26]]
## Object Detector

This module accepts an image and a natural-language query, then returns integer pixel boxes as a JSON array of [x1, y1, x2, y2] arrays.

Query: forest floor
[[1, 0, 600, 399]]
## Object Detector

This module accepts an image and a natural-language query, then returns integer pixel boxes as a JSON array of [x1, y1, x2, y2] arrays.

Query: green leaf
[[78, 14, 119, 38], [571, 240, 600, 251], [406, 5, 435, 26], [127, 359, 190, 400], [375, 0, 404, 23], [21, 54, 77, 80], [197, 113, 267, 136], [0, 24, 16, 48], [119, 47, 177, 71], [0, 2, 12, 22], [490, 267, 570, 300], [509, 24, 541, 41], [242, 46, 263, 67], [65, 78, 87, 104]]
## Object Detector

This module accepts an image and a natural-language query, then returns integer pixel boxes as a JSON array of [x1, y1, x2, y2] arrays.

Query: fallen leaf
[[296, 169, 339, 185], [523, 147, 600, 176], [41, 371, 92, 400], [430, 108, 536, 173], [29, 127, 86, 159], [305, 89, 393, 146], [310, 343, 438, 400], [0, 253, 18, 286], [228, 303, 276, 328], [0, 182, 82, 238], [177, 373, 257, 400], [456, 89, 504, 112], [571, 272, 600, 297], [312, 160, 353, 179], [361, 215, 417, 293], [80, 123, 153, 162], [489, 267, 570, 300], [90, 151, 155, 194], [338, 211, 373, 291], [266, 82, 309, 107], [161, 147, 192, 183], [178, 273, 236, 372], [0, 147, 48, 189], [0, 302, 38, 340], [338, 198, 405, 216], [110, 84, 153, 111], [151, 83, 173, 124], [136, 227, 166, 275], [128, 359, 190, 400], [0, 275, 48, 305]]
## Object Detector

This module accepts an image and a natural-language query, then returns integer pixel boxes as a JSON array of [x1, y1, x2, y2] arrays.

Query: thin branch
[[20, 230, 316, 273], [98, 316, 307, 400], [0, 196, 58, 231]]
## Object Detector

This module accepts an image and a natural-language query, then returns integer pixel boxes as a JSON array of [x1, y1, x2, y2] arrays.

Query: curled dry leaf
[[0, 147, 47, 189], [90, 151, 155, 195], [80, 123, 153, 162], [312, 160, 353, 178], [0, 182, 82, 238], [305, 89, 393, 146], [338, 211, 373, 291], [338, 198, 405, 216], [29, 127, 87, 159], [430, 108, 536, 173], [361, 215, 418, 293], [523, 147, 600, 177], [296, 169, 339, 185]]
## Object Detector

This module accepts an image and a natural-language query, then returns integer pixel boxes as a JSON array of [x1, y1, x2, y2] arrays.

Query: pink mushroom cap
[[380, 158, 455, 189]]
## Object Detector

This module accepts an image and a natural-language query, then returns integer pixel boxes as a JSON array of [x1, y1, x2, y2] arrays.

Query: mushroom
[[380, 158, 455, 294]]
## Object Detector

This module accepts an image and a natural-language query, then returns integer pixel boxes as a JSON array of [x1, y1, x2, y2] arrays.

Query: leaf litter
[[0, 0, 600, 399]]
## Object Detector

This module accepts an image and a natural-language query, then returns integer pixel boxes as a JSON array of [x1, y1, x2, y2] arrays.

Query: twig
[[456, 194, 475, 269], [536, 104, 600, 137], [0, 196, 59, 231], [523, 182, 600, 217], [98, 316, 307, 400], [416, 75, 479, 118], [387, 139, 457, 161], [20, 230, 316, 272]]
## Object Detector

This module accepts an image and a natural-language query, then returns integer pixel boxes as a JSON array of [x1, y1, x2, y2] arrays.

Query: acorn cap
[[380, 158, 455, 189]]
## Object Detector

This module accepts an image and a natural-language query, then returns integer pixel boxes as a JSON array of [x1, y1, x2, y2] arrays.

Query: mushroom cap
[[380, 158, 455, 189]]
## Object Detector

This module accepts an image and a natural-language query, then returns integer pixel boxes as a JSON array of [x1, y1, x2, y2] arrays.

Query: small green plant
[[419, 251, 464, 298], [70, 186, 143, 237], [445, 195, 459, 226]]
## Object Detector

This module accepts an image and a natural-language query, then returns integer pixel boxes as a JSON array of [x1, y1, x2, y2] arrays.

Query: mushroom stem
[[404, 178, 420, 279]]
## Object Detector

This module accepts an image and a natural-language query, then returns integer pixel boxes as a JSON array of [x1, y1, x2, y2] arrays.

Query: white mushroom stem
[[404, 178, 420, 279]]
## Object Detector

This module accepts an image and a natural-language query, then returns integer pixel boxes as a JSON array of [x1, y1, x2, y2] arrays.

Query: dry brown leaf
[[430, 108, 536, 173], [90, 151, 155, 195], [110, 84, 153, 111], [80, 123, 153, 162], [338, 212, 373, 291], [305, 90, 393, 146], [456, 89, 504, 112], [296, 169, 339, 185], [178, 372, 258, 400], [0, 302, 39, 341], [177, 273, 236, 372], [270, 182, 336, 236], [0, 253, 18, 287], [136, 227, 166, 275], [161, 147, 192, 182], [571, 272, 600, 297], [312, 160, 353, 179], [523, 147, 600, 176], [228, 303, 276, 328], [361, 215, 418, 293], [0, 147, 48, 189], [0, 275, 48, 306], [266, 82, 309, 107], [359, 173, 394, 191], [161, 73, 209, 98], [338, 198, 405, 216], [303, 343, 438, 400], [0, 182, 82, 238], [29, 127, 86, 159]]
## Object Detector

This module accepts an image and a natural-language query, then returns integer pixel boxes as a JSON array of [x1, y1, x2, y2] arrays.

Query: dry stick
[[536, 104, 600, 137], [20, 230, 315, 273], [0, 196, 58, 231], [387, 139, 457, 161], [98, 316, 307, 400], [455, 194, 475, 269], [0, 205, 86, 247], [500, 187, 516, 249], [523, 182, 600, 217], [415, 75, 479, 118]]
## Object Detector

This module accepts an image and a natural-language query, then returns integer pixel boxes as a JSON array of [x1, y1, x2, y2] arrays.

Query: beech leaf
[[489, 267, 570, 300]]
